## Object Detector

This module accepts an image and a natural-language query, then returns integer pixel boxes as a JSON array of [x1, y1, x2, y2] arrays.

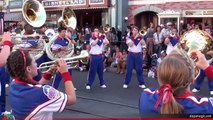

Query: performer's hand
[[2, 32, 11, 43], [56, 58, 68, 73], [190, 50, 209, 70], [46, 65, 57, 75]]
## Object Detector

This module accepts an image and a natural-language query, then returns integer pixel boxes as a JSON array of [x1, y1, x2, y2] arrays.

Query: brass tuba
[[58, 7, 77, 30], [45, 33, 75, 60], [178, 29, 213, 78], [14, 0, 47, 60], [22, 0, 46, 28], [103, 25, 111, 33]]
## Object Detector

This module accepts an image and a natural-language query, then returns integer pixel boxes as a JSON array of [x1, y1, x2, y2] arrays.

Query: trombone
[[38, 50, 89, 72]]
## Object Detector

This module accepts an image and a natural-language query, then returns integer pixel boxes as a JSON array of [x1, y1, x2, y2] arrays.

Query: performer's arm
[[204, 66, 213, 80], [90, 38, 99, 46], [164, 37, 170, 45], [140, 38, 146, 47], [0, 32, 12, 67], [126, 37, 134, 47], [55, 59, 76, 105], [104, 37, 109, 45], [191, 50, 213, 79], [39, 65, 57, 84]]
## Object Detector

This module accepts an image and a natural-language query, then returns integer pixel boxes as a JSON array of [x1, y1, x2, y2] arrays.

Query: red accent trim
[[57, 36, 63, 40], [129, 52, 141, 54], [61, 72, 72, 82], [175, 91, 192, 99], [58, 93, 66, 112], [42, 72, 52, 80], [24, 32, 28, 35], [204, 66, 213, 79], [20, 50, 26, 69], [3, 41, 12, 47], [14, 78, 37, 85], [27, 95, 62, 119]]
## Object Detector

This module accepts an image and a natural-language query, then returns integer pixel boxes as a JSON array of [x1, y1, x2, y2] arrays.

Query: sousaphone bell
[[22, 0, 46, 28], [58, 7, 77, 30]]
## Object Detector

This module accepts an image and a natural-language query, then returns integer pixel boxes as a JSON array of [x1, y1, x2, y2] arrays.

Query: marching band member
[[36, 24, 49, 41], [164, 27, 179, 55], [0, 32, 12, 114], [50, 26, 74, 89], [85, 27, 109, 90], [123, 26, 146, 89], [7, 50, 76, 119], [139, 49, 213, 115], [52, 26, 73, 52], [19, 24, 38, 48], [192, 26, 213, 95]]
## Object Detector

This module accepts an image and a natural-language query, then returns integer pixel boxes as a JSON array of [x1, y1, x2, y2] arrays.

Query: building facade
[[128, 0, 213, 31], [42, 0, 110, 29], [2, 0, 126, 31]]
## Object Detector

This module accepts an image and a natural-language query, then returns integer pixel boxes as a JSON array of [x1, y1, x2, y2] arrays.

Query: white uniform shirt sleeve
[[25, 85, 68, 120], [126, 37, 132, 44], [90, 38, 95, 45]]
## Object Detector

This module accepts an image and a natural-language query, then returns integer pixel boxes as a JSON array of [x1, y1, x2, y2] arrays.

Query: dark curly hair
[[7, 50, 38, 85]]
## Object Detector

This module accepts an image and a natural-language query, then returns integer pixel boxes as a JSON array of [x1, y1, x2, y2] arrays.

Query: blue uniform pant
[[124, 52, 144, 85], [194, 62, 213, 91], [51, 69, 72, 89], [34, 52, 72, 89], [0, 67, 10, 113], [86, 55, 105, 86]]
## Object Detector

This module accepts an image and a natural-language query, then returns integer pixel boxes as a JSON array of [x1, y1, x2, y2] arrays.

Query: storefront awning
[[4, 12, 23, 21]]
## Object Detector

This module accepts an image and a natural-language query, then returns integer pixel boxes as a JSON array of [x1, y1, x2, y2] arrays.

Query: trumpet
[[38, 50, 89, 72]]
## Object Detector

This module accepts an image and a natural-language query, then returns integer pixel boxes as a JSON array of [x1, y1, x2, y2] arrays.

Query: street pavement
[[6, 67, 211, 119]]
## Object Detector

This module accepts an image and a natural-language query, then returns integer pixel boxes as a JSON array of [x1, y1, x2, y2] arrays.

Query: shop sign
[[9, 0, 23, 9], [89, 0, 104, 4], [42, 0, 86, 7]]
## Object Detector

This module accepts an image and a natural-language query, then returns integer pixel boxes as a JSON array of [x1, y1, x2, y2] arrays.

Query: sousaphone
[[46, 7, 76, 60], [58, 7, 77, 30], [22, 0, 46, 27], [16, 0, 47, 60]]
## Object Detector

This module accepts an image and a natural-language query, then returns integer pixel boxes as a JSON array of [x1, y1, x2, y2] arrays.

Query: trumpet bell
[[58, 7, 77, 29], [22, 0, 46, 27]]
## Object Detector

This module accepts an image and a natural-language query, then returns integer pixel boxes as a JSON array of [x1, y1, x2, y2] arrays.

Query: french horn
[[58, 7, 77, 30], [178, 29, 213, 78], [22, 0, 46, 28]]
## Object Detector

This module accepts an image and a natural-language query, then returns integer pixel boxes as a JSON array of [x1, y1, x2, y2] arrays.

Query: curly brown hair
[[7, 50, 38, 85]]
